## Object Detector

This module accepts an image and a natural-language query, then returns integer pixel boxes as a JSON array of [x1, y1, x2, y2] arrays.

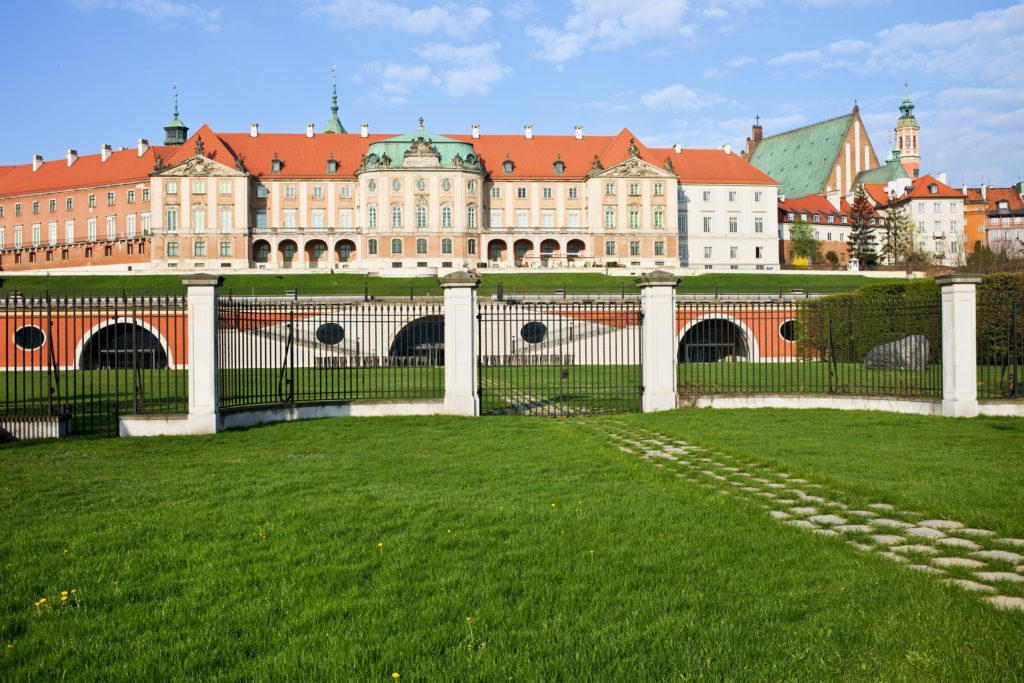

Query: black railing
[[977, 295, 1024, 400], [1, 292, 188, 437], [676, 295, 943, 399], [477, 301, 642, 416], [217, 297, 445, 409]]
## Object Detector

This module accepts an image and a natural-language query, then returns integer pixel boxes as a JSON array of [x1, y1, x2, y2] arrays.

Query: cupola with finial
[[163, 85, 188, 146]]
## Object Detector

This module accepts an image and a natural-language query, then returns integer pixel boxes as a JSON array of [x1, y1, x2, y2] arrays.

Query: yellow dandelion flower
[[377, 542, 384, 548], [392, 673, 400, 679], [38, 598, 46, 604], [466, 616, 472, 623]]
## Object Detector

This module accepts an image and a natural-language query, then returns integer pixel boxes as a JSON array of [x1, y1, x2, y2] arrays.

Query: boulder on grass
[[863, 335, 930, 371]]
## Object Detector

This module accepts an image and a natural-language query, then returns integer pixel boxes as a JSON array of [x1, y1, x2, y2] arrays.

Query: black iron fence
[[676, 295, 943, 399], [977, 295, 1024, 399], [217, 297, 444, 409], [1, 292, 188, 437], [477, 300, 642, 415]]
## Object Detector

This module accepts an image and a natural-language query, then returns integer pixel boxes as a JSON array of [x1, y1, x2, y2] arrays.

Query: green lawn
[[1, 412, 1022, 680], [0, 272, 908, 298]]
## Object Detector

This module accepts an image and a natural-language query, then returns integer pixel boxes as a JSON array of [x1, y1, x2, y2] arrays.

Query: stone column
[[441, 271, 480, 416], [937, 274, 981, 418], [183, 274, 223, 433], [638, 269, 680, 412]]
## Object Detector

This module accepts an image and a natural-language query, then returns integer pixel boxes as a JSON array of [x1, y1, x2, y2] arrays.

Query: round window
[[521, 321, 548, 345], [442, 179, 452, 192], [315, 323, 346, 345], [417, 178, 427, 192], [392, 179, 402, 192], [14, 325, 45, 351], [368, 180, 377, 192], [779, 320, 798, 342]]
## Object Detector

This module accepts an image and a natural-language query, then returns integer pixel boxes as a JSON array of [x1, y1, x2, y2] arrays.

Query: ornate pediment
[[403, 136, 442, 168], [153, 155, 247, 178], [592, 156, 675, 179]]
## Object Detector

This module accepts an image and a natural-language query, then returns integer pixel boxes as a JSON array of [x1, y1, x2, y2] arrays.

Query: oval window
[[442, 178, 452, 192], [368, 180, 377, 192], [14, 325, 46, 351], [521, 321, 548, 345], [779, 320, 798, 342], [392, 179, 402, 192], [315, 323, 345, 345], [416, 178, 427, 192]]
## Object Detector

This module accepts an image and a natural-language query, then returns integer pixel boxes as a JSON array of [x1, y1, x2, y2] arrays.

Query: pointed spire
[[163, 84, 188, 146], [323, 66, 346, 134]]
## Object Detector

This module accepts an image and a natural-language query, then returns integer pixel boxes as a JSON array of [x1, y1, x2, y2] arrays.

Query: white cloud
[[726, 56, 756, 68], [640, 84, 721, 111], [70, 0, 222, 31], [415, 42, 512, 96], [500, 0, 536, 20], [353, 62, 432, 107], [306, 0, 491, 37], [527, 0, 693, 64]]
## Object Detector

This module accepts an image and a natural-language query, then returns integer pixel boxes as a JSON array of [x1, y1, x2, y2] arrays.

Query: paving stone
[[813, 529, 839, 537], [803, 496, 827, 504], [919, 519, 965, 530], [868, 503, 895, 511], [809, 514, 847, 526], [787, 520, 817, 530], [848, 542, 873, 552], [892, 545, 941, 555], [791, 507, 819, 515], [776, 499, 799, 506], [908, 564, 945, 575], [936, 537, 981, 551], [736, 472, 753, 478], [769, 510, 791, 520], [933, 557, 986, 569], [994, 538, 1024, 548], [790, 478, 808, 484], [949, 528, 997, 538], [741, 487, 761, 493], [755, 492, 778, 499], [871, 518, 912, 529], [766, 482, 788, 489], [943, 579, 996, 593], [975, 572, 1024, 583], [846, 510, 875, 517], [835, 524, 874, 534], [881, 552, 910, 564], [722, 467, 739, 472], [906, 527, 946, 540], [1017, 566, 1024, 574], [972, 549, 1024, 563], [872, 535, 905, 546], [985, 595, 1024, 611]]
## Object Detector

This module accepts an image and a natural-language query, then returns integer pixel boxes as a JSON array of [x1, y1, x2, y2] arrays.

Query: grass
[[1, 412, 1023, 680], [0, 272, 909, 298]]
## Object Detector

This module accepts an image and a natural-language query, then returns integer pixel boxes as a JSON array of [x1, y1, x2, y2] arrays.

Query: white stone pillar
[[183, 274, 223, 433], [441, 271, 480, 416], [937, 274, 981, 418], [638, 269, 680, 412]]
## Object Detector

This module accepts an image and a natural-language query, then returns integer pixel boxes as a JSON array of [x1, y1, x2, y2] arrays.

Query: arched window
[[391, 204, 403, 228], [254, 242, 270, 262], [391, 238, 403, 254], [441, 204, 452, 228], [416, 203, 428, 228], [368, 204, 377, 229], [416, 238, 428, 254], [441, 238, 452, 254], [553, 159, 565, 175], [368, 238, 378, 255], [467, 238, 476, 255], [467, 204, 477, 229], [503, 159, 514, 174], [281, 242, 296, 261]]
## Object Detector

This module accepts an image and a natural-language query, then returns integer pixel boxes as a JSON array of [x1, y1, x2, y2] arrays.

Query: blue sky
[[5, 0, 1022, 188]]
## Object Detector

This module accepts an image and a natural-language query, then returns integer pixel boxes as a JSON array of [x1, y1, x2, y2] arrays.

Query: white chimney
[[574, 125, 583, 140], [101, 144, 112, 162], [826, 190, 842, 211], [66, 150, 78, 167], [673, 144, 682, 154], [306, 123, 315, 139], [471, 123, 480, 139], [32, 155, 43, 172], [360, 123, 369, 138], [524, 124, 533, 140], [779, 193, 786, 203], [721, 143, 732, 155], [137, 138, 149, 157], [250, 123, 259, 138], [981, 184, 988, 200], [937, 172, 948, 185]]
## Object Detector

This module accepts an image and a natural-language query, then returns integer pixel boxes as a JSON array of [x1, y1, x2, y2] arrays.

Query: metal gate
[[477, 299, 642, 416]]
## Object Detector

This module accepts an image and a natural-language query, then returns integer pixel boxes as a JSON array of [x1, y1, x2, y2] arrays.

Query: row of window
[[601, 240, 667, 257], [0, 189, 150, 218], [4, 242, 144, 264], [164, 206, 233, 233], [681, 190, 765, 203], [680, 245, 767, 260], [0, 214, 150, 249], [166, 179, 236, 196], [916, 201, 960, 213], [686, 216, 765, 234], [785, 212, 850, 225], [166, 240, 234, 258]]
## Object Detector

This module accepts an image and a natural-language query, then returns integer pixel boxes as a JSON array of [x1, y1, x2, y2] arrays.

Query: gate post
[[937, 274, 981, 418], [441, 271, 480, 416], [183, 274, 223, 433], [638, 270, 680, 412]]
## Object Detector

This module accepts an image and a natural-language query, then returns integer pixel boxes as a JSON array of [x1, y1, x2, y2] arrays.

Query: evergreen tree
[[880, 193, 914, 268], [846, 185, 878, 266]]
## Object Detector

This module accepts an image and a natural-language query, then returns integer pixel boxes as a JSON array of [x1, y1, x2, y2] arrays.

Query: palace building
[[0, 86, 780, 274]]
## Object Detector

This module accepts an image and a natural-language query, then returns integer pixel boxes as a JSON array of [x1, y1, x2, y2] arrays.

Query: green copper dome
[[360, 119, 481, 171], [163, 86, 188, 146], [897, 87, 919, 129]]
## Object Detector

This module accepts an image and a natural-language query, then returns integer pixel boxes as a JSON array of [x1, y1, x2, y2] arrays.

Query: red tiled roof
[[964, 188, 986, 203], [777, 193, 869, 221], [984, 187, 1024, 213], [0, 146, 173, 198], [862, 183, 891, 206], [900, 175, 965, 200], [660, 148, 778, 186]]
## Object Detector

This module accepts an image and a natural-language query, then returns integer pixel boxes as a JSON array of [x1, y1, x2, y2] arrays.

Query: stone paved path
[[578, 420, 1024, 613]]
